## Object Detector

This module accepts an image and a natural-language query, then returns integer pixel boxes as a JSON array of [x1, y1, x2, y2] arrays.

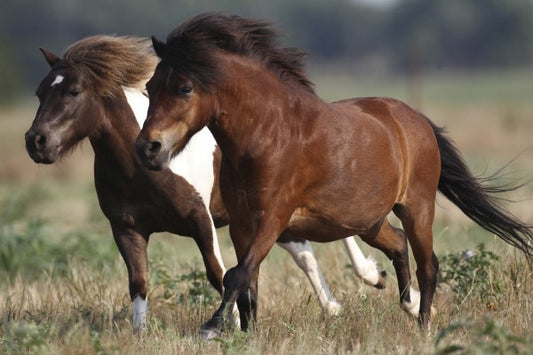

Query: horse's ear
[[151, 36, 166, 58], [40, 48, 60, 67]]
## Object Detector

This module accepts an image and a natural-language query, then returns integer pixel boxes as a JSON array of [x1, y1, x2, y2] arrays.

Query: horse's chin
[[142, 152, 170, 171], [27, 150, 58, 165], [144, 160, 167, 171]]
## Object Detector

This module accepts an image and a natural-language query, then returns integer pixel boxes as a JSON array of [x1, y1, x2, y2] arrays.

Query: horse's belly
[[285, 208, 378, 242]]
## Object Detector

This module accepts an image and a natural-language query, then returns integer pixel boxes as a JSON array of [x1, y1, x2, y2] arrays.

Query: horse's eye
[[69, 90, 79, 97], [180, 85, 193, 96]]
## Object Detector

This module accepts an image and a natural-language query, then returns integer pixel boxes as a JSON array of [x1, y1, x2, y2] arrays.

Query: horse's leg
[[111, 223, 149, 331], [200, 210, 287, 338], [190, 208, 244, 329], [276, 238, 342, 316], [236, 267, 259, 330], [192, 216, 226, 295], [342, 237, 387, 289], [361, 220, 415, 316], [396, 201, 438, 331]]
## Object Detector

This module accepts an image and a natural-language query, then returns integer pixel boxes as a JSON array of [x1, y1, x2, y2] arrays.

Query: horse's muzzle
[[24, 129, 56, 164], [134, 136, 169, 171]]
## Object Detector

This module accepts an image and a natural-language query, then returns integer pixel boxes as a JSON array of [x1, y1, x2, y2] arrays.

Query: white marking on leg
[[278, 240, 341, 316], [132, 294, 148, 329], [400, 286, 437, 321], [343, 237, 381, 286], [50, 75, 64, 87], [401, 286, 420, 317]]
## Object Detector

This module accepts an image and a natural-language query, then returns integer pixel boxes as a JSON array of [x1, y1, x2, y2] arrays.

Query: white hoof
[[325, 301, 342, 316]]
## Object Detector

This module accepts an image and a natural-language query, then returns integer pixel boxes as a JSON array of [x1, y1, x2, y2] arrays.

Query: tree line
[[1, 0, 532, 103]]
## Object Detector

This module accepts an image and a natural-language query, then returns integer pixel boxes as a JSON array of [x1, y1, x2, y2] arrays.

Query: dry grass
[[1, 245, 532, 354], [1, 68, 533, 353]]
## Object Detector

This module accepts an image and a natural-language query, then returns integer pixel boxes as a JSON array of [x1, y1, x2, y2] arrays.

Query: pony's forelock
[[63, 35, 159, 97]]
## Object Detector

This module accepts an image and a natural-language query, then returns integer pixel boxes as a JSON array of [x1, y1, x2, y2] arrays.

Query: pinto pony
[[25, 35, 386, 330], [135, 13, 533, 337]]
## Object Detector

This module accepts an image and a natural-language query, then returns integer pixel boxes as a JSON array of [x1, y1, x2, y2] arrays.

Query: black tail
[[428, 120, 533, 259]]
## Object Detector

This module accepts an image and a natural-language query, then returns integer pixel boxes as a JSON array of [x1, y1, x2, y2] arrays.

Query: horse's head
[[135, 36, 215, 171], [25, 48, 100, 164]]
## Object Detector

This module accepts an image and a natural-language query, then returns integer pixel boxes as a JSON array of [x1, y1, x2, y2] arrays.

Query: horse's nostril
[[145, 141, 162, 158], [34, 134, 46, 150]]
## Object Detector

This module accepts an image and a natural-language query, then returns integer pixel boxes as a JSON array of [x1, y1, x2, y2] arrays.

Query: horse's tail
[[428, 119, 533, 259]]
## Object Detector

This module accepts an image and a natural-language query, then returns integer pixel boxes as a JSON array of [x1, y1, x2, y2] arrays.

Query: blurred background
[[1, 0, 532, 282], [1, 0, 533, 104]]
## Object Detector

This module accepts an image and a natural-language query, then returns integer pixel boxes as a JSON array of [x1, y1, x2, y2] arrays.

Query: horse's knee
[[223, 266, 251, 294], [293, 249, 318, 273], [278, 240, 318, 272]]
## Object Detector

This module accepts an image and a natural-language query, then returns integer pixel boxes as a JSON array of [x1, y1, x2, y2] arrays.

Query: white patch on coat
[[51, 75, 64, 87], [122, 87, 149, 129], [122, 86, 217, 208]]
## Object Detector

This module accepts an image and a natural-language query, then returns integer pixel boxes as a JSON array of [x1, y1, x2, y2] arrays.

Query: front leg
[[199, 208, 289, 339], [111, 222, 149, 331]]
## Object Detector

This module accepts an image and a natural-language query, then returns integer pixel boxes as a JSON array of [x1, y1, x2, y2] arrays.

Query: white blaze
[[51, 75, 64, 87]]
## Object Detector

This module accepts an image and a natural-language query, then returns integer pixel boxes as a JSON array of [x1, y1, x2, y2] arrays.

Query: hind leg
[[361, 220, 416, 315], [277, 237, 342, 316], [396, 202, 439, 330], [342, 237, 387, 289]]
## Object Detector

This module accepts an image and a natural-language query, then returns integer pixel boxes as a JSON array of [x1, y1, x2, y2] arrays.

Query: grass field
[[1, 68, 532, 354]]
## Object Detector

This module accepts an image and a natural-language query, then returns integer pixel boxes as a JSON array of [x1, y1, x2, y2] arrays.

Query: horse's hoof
[[198, 327, 222, 340], [325, 301, 343, 316], [372, 269, 387, 289]]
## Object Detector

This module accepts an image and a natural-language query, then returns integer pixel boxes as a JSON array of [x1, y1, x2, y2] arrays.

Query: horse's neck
[[89, 89, 146, 175], [211, 63, 317, 165], [90, 88, 218, 207]]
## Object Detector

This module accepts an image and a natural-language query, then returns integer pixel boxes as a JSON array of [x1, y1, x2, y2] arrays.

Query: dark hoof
[[373, 269, 387, 289], [198, 327, 223, 340]]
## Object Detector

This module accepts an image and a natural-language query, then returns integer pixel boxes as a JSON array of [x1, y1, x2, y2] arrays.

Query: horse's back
[[295, 96, 440, 229], [335, 97, 441, 202]]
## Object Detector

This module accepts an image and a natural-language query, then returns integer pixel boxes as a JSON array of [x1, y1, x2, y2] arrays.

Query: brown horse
[[135, 13, 533, 337], [24, 35, 386, 330]]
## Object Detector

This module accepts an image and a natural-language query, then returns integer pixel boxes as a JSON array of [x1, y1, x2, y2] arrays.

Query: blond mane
[[64, 35, 158, 97]]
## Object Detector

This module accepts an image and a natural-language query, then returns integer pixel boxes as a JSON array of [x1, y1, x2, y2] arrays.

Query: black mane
[[161, 12, 315, 93]]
